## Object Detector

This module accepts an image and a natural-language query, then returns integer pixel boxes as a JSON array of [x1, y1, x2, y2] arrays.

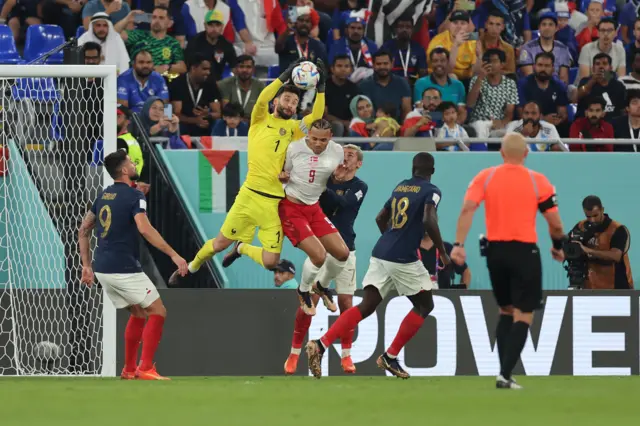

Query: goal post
[[0, 65, 117, 376]]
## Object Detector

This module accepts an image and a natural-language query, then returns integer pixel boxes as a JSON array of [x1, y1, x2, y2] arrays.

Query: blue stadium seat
[[11, 78, 60, 102], [24, 25, 65, 64], [569, 67, 578, 84], [75, 25, 85, 39], [567, 103, 577, 123], [532, 30, 539, 40], [0, 24, 22, 64], [221, 64, 233, 79], [267, 65, 280, 79]]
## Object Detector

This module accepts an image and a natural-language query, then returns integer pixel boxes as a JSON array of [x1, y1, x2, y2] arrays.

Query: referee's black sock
[[496, 314, 513, 370], [500, 321, 529, 380]]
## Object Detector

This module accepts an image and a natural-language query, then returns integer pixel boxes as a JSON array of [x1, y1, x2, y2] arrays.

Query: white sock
[[319, 255, 347, 288], [341, 348, 351, 358], [291, 347, 301, 355], [188, 262, 199, 273], [386, 352, 397, 359], [299, 257, 320, 292]]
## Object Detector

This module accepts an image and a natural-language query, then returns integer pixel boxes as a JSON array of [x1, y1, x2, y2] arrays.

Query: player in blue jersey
[[284, 144, 367, 375], [78, 150, 188, 381], [305, 152, 450, 379]]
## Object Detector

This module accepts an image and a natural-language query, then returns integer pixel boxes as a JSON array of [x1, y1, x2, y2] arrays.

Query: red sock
[[341, 328, 355, 353], [291, 307, 312, 353], [124, 316, 145, 372], [320, 307, 362, 348], [387, 310, 424, 357], [139, 315, 165, 371]]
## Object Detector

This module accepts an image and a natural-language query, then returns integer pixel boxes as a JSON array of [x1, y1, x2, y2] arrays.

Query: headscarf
[[140, 97, 167, 135], [78, 12, 130, 74], [348, 95, 374, 137]]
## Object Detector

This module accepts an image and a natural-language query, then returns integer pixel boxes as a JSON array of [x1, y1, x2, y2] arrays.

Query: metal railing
[[130, 116, 224, 288]]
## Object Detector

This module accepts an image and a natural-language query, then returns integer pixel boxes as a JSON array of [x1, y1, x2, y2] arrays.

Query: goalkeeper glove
[[315, 58, 327, 93]]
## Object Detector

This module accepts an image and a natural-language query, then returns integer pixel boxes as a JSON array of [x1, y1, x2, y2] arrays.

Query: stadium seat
[[567, 103, 577, 123], [569, 67, 578, 84], [532, 30, 539, 40], [267, 65, 280, 79], [24, 25, 65, 64], [75, 25, 85, 39], [0, 24, 22, 64], [11, 77, 60, 102], [221, 64, 233, 79]]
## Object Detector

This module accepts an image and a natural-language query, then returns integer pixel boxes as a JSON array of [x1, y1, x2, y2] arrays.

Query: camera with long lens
[[563, 222, 596, 289]]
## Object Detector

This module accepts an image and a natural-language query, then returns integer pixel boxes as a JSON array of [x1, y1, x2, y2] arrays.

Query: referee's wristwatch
[[453, 242, 464, 248]]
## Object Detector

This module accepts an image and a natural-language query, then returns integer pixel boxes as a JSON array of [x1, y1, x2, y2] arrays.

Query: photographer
[[566, 196, 632, 289]]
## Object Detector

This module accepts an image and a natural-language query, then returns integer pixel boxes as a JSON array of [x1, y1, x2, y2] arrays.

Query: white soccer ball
[[34, 341, 61, 361], [291, 61, 320, 90]]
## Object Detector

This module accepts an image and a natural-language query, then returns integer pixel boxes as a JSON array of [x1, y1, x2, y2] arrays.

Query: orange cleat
[[120, 369, 136, 380], [284, 353, 299, 375], [135, 364, 171, 381], [341, 356, 356, 374]]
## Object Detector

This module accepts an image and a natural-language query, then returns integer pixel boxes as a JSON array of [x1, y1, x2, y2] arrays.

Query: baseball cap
[[117, 104, 131, 118], [205, 9, 224, 24], [274, 259, 296, 274], [539, 11, 558, 24], [450, 10, 470, 23]]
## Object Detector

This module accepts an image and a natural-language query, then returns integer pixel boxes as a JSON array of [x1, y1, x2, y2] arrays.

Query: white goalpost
[[0, 65, 117, 376]]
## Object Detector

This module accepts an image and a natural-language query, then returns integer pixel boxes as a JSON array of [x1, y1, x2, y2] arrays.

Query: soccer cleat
[[222, 242, 242, 268], [341, 356, 356, 374], [120, 369, 136, 380], [305, 340, 324, 378], [297, 288, 316, 316], [135, 364, 171, 381], [284, 353, 299, 375], [168, 269, 189, 287], [496, 375, 522, 390], [312, 282, 337, 312], [377, 353, 410, 379]]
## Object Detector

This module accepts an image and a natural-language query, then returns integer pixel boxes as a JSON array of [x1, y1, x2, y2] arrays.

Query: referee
[[450, 133, 565, 390]]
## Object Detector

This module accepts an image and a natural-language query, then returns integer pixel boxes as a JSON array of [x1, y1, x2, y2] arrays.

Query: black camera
[[563, 222, 596, 289]]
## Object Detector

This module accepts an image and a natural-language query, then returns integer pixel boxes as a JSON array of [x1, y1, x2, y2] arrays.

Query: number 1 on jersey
[[274, 140, 280, 152], [390, 197, 409, 229]]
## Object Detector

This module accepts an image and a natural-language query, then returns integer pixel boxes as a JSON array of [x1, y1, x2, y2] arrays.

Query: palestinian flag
[[198, 150, 240, 213]]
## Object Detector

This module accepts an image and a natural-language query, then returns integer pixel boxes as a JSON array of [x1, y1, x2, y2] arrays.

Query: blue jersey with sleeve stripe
[[372, 177, 441, 263], [91, 183, 147, 274], [319, 176, 368, 252]]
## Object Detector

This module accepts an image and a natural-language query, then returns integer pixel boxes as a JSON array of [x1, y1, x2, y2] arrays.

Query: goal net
[[0, 65, 117, 376]]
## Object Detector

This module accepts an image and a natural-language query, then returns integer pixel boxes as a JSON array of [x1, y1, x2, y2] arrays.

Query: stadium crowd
[[3, 0, 640, 152]]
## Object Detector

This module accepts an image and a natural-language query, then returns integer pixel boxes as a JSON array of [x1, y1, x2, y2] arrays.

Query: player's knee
[[357, 303, 376, 319], [263, 257, 279, 270], [145, 300, 167, 318], [335, 247, 350, 262], [309, 250, 326, 268], [417, 297, 434, 318], [499, 305, 514, 316]]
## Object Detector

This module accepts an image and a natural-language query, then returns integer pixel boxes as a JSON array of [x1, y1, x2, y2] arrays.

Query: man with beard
[[328, 11, 378, 70], [505, 101, 562, 151], [359, 50, 412, 122], [380, 13, 427, 82], [276, 6, 327, 72], [569, 96, 614, 152], [170, 53, 222, 136], [78, 12, 130, 74], [185, 9, 237, 81], [325, 55, 360, 136], [578, 18, 626, 81], [613, 89, 640, 152], [620, 50, 640, 91], [413, 47, 467, 123], [574, 53, 626, 122], [218, 55, 265, 122], [517, 52, 569, 136], [123, 6, 186, 75], [519, 12, 571, 84], [117, 49, 169, 113]]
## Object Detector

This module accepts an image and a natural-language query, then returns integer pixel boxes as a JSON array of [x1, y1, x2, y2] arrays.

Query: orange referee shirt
[[464, 164, 558, 243]]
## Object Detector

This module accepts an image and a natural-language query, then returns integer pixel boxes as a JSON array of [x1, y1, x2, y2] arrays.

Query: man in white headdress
[[79, 12, 130, 75]]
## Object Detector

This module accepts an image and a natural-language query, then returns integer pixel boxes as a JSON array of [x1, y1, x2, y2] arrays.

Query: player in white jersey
[[278, 119, 350, 317]]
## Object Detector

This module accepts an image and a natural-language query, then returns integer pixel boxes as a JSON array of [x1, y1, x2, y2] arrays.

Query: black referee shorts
[[486, 241, 542, 313]]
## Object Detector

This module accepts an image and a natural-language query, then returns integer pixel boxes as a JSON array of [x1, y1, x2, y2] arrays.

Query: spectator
[[328, 10, 377, 72], [381, 13, 427, 81], [401, 87, 440, 139], [479, 10, 515, 75], [287, 0, 324, 41], [330, 0, 367, 40], [116, 105, 150, 195], [436, 0, 475, 34], [518, 52, 570, 136], [233, 0, 287, 66], [82, 0, 132, 31], [576, 0, 604, 51], [474, 0, 531, 48], [613, 89, 640, 152], [217, 55, 264, 122], [518, 11, 571, 84], [325, 54, 360, 136], [0, 0, 43, 43], [275, 6, 327, 72], [468, 49, 518, 139], [575, 53, 626, 122], [413, 47, 467, 123], [170, 53, 221, 136], [358, 50, 412, 122], [428, 10, 478, 82], [626, 18, 640, 75], [419, 234, 470, 289], [182, 0, 235, 45], [348, 94, 374, 136], [78, 12, 130, 74], [620, 1, 639, 45], [140, 96, 180, 137], [436, 101, 470, 151], [357, 103, 399, 151], [184, 9, 237, 81], [212, 102, 249, 136], [123, 6, 186, 75], [569, 95, 614, 151], [136, 0, 186, 47], [578, 18, 625, 81], [505, 100, 563, 151], [576, 0, 615, 15], [554, 6, 578, 64], [621, 50, 640, 91], [117, 49, 169, 113]]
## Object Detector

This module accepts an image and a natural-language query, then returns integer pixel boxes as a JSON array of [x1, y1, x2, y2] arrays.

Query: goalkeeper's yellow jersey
[[244, 79, 325, 198]]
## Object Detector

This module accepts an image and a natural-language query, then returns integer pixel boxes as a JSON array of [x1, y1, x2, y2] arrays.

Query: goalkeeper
[[169, 59, 327, 285], [79, 150, 188, 380]]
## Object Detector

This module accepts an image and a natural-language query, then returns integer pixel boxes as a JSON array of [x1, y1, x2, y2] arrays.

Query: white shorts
[[95, 272, 160, 310], [362, 257, 434, 299], [316, 251, 357, 295]]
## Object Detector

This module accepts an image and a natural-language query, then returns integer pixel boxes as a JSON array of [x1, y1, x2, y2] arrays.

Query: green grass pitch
[[1, 376, 637, 426]]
